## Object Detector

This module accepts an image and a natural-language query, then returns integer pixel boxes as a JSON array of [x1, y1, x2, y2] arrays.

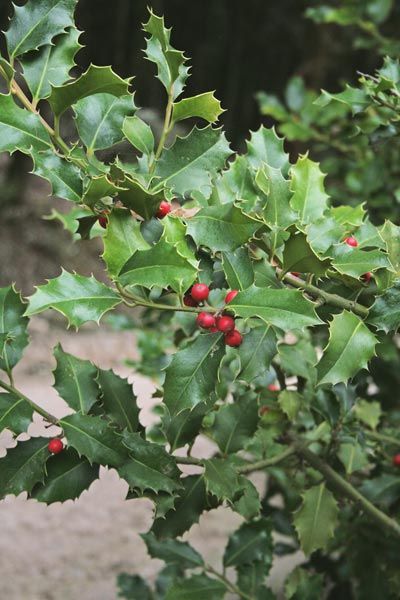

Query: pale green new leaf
[[32, 149, 84, 203], [293, 483, 339, 555], [317, 311, 377, 386], [25, 270, 121, 328], [164, 333, 225, 416], [0, 392, 33, 435], [354, 399, 382, 430], [0, 285, 29, 373], [97, 369, 139, 433], [0, 93, 52, 153], [53, 344, 99, 414], [290, 155, 329, 225], [123, 115, 154, 155], [172, 92, 224, 124], [0, 437, 50, 499], [5, 0, 78, 59], [278, 390, 303, 422], [380, 220, 400, 277], [164, 574, 226, 600]]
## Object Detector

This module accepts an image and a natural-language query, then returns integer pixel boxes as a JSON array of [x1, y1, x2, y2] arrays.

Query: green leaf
[[117, 573, 153, 600], [116, 177, 164, 219], [119, 236, 198, 294], [256, 163, 298, 230], [204, 458, 240, 502], [82, 175, 124, 208], [236, 561, 270, 598], [229, 286, 322, 330], [237, 325, 277, 382], [278, 390, 303, 422], [331, 245, 391, 278], [172, 92, 224, 124], [233, 476, 261, 520], [0, 285, 29, 373], [154, 126, 231, 197], [102, 209, 150, 277], [0, 93, 52, 153], [49, 64, 131, 117], [151, 475, 208, 539], [21, 27, 82, 102], [306, 217, 347, 256], [5, 0, 78, 59], [368, 281, 400, 332], [164, 574, 226, 600], [0, 437, 49, 499], [162, 402, 211, 452], [186, 204, 261, 252], [211, 395, 259, 454], [74, 93, 136, 153], [211, 155, 260, 210], [223, 518, 273, 567], [337, 442, 369, 474], [25, 270, 121, 328], [97, 369, 139, 433], [290, 155, 329, 225], [163, 333, 225, 416], [285, 567, 325, 600], [32, 149, 83, 203], [278, 338, 317, 384], [221, 249, 255, 290], [380, 220, 400, 277], [162, 216, 198, 266], [246, 126, 289, 172], [53, 344, 99, 413], [59, 413, 127, 467], [119, 432, 181, 495], [141, 532, 204, 569], [282, 231, 330, 277], [0, 392, 33, 434], [315, 85, 370, 115], [123, 116, 154, 156], [317, 311, 377, 386], [354, 399, 382, 429], [293, 483, 339, 555], [30, 448, 99, 504], [360, 474, 400, 507]]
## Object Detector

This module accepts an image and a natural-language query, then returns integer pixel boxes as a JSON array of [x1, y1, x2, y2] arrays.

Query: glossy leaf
[[123, 115, 154, 156], [154, 126, 231, 197], [0, 285, 29, 373], [119, 432, 181, 495], [163, 333, 225, 416], [186, 204, 261, 252], [5, 0, 78, 59], [82, 175, 124, 208], [74, 93, 136, 153], [223, 518, 273, 567], [293, 483, 339, 555], [162, 216, 198, 266], [102, 209, 150, 277], [368, 281, 400, 332], [331, 245, 391, 278], [306, 217, 347, 256], [237, 325, 277, 382], [0, 93, 52, 153], [116, 177, 164, 219], [256, 163, 298, 230], [172, 92, 224, 124], [49, 64, 131, 117], [162, 401, 211, 452], [204, 458, 240, 502], [229, 286, 322, 330], [32, 149, 83, 203], [0, 437, 50, 499], [211, 395, 259, 454], [25, 270, 121, 328], [282, 231, 330, 276], [0, 392, 33, 435], [233, 476, 261, 520], [141, 531, 204, 568], [21, 27, 82, 102], [211, 154, 260, 210], [236, 561, 273, 599], [285, 567, 325, 600], [59, 413, 128, 467], [97, 369, 139, 433], [31, 448, 99, 504], [290, 155, 329, 224], [53, 344, 99, 413], [317, 311, 377, 386], [164, 574, 226, 600], [221, 249, 254, 290], [246, 126, 289, 172]]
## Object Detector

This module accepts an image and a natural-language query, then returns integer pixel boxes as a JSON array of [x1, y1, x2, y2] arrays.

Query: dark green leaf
[[53, 344, 99, 413], [0, 285, 29, 373], [116, 177, 164, 219], [256, 163, 298, 230], [0, 392, 33, 434], [331, 245, 391, 278], [81, 175, 124, 208], [233, 476, 261, 520], [285, 567, 325, 600], [221, 249, 254, 290], [246, 126, 289, 172], [162, 402, 211, 452], [141, 532, 204, 568], [123, 116, 154, 156], [25, 270, 121, 328], [360, 474, 400, 507], [102, 208, 150, 277], [117, 573, 153, 600], [236, 561, 269, 598], [97, 369, 140, 433], [237, 325, 277, 382], [211, 154, 260, 211], [211, 395, 259, 454], [0, 93, 52, 153], [282, 232, 330, 277], [368, 281, 400, 332], [290, 155, 329, 225], [337, 442, 369, 474], [223, 518, 273, 567], [0, 437, 49, 499], [204, 457, 240, 502], [31, 447, 99, 503], [306, 217, 347, 256], [380, 220, 400, 278], [163, 333, 225, 416], [32, 149, 84, 203], [164, 573, 226, 600], [293, 483, 339, 555]]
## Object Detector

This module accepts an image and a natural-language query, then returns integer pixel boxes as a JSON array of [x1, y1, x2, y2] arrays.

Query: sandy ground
[[0, 315, 303, 599]]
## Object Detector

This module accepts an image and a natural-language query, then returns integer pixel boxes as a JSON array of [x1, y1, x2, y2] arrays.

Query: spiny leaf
[[256, 163, 298, 230], [0, 93, 52, 153], [330, 245, 391, 278], [380, 220, 400, 277], [30, 448, 99, 504], [0, 437, 50, 499], [233, 476, 261, 520], [172, 92, 224, 124], [278, 390, 303, 422], [5, 0, 78, 59], [154, 125, 231, 198], [246, 126, 290, 173], [211, 154, 260, 211], [21, 27, 82, 102], [25, 270, 121, 328], [82, 175, 124, 209], [237, 325, 277, 382], [97, 369, 139, 433], [306, 217, 347, 256], [116, 177, 164, 219], [337, 442, 369, 474], [162, 216, 198, 266], [285, 567, 325, 600], [367, 281, 400, 332], [162, 401, 211, 452], [123, 115, 154, 156], [290, 155, 329, 225], [221, 249, 255, 290], [204, 458, 241, 502], [210, 395, 259, 454], [293, 482, 339, 555], [317, 311, 377, 386], [360, 474, 400, 508], [31, 149, 84, 203], [163, 333, 225, 416], [164, 573, 226, 600], [0, 392, 33, 435], [0, 285, 29, 373], [282, 231, 330, 277], [49, 64, 131, 117], [223, 518, 273, 567], [229, 285, 322, 330], [53, 344, 99, 414], [141, 531, 204, 569]]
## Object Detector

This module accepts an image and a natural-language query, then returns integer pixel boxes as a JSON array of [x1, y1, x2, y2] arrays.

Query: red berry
[[98, 211, 108, 229], [196, 312, 216, 329], [155, 201, 172, 219], [393, 454, 400, 467], [259, 407, 270, 416], [209, 326, 219, 333], [216, 315, 235, 333], [48, 439, 64, 454], [361, 272, 372, 283], [291, 272, 300, 277], [225, 329, 243, 347], [183, 295, 198, 307], [345, 236, 358, 247], [268, 384, 277, 392], [225, 289, 238, 304], [191, 283, 210, 302]]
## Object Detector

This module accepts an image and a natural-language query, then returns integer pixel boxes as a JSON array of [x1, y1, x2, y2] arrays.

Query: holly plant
[[1, 1, 400, 599]]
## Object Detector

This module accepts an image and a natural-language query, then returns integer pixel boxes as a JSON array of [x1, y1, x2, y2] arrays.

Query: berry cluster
[[184, 285, 243, 347]]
